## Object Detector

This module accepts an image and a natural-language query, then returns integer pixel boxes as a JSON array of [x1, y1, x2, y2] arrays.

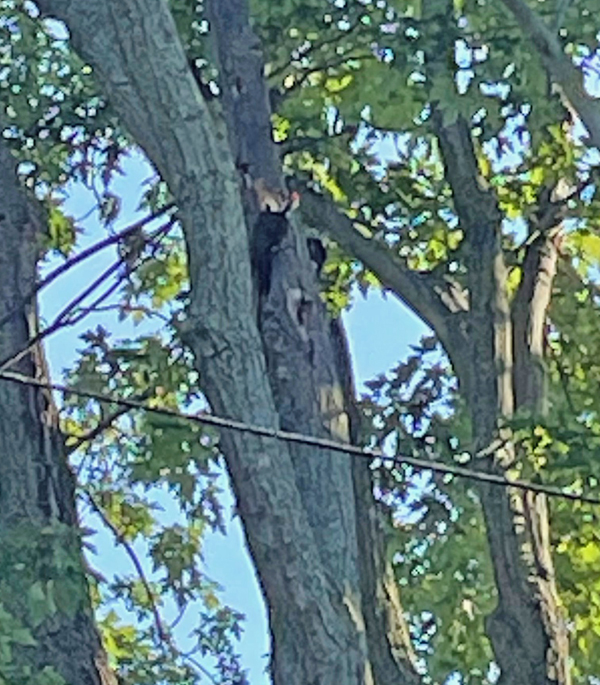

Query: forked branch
[[500, 0, 600, 149]]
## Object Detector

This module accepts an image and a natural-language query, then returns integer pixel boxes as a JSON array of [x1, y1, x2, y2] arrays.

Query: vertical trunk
[[0, 139, 116, 684], [509, 226, 569, 684], [330, 318, 421, 685], [351, 461, 420, 685], [437, 117, 569, 685], [34, 1, 375, 682], [512, 231, 559, 414], [206, 3, 421, 683], [206, 0, 364, 646]]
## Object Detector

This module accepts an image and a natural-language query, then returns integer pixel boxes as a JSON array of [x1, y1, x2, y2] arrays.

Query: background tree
[[1, 0, 600, 684]]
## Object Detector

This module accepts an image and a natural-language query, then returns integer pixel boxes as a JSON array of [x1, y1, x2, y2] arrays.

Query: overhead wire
[[0, 204, 595, 506], [0, 369, 598, 506]]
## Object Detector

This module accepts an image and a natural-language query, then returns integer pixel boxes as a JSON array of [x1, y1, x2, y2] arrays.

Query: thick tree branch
[[512, 180, 574, 412], [512, 232, 560, 414], [509, 187, 565, 685], [500, 0, 600, 149], [298, 186, 468, 341], [511, 179, 574, 413], [435, 115, 512, 418]]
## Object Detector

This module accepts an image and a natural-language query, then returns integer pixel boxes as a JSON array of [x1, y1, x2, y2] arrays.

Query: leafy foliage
[[4, 0, 600, 682], [248, 0, 600, 680], [62, 325, 246, 683], [0, 522, 87, 685]]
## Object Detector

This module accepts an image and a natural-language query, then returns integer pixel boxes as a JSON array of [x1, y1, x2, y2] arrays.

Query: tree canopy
[[1, 0, 600, 684]]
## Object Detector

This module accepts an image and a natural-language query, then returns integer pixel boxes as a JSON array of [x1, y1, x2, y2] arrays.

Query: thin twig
[[89, 303, 171, 323], [0, 220, 174, 374], [0, 258, 123, 374], [181, 653, 218, 684], [84, 490, 167, 643], [285, 51, 374, 93], [0, 203, 175, 332], [67, 405, 131, 457], [268, 20, 364, 79], [67, 274, 128, 326], [85, 488, 219, 683]]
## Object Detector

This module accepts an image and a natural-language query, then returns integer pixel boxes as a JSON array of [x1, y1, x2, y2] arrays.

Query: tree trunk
[[437, 116, 570, 685], [34, 1, 381, 682], [206, 3, 420, 682], [0, 139, 116, 685]]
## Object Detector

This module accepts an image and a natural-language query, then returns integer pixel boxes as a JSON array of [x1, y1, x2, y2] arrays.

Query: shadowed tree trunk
[[0, 139, 116, 685], [205, 3, 420, 683], [300, 111, 571, 684], [34, 1, 379, 683]]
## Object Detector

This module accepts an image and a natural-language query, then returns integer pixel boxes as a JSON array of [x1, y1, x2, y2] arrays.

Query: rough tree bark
[[0, 139, 116, 684], [299, 108, 572, 685], [33, 1, 383, 683], [299, 112, 570, 684], [205, 3, 420, 683], [15, 1, 573, 684], [436, 116, 569, 685]]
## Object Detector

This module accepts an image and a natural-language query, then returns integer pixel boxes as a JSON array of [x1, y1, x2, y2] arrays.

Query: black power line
[[1, 369, 599, 506]]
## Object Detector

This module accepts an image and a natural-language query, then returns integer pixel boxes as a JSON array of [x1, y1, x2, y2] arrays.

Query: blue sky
[[39, 153, 426, 683]]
